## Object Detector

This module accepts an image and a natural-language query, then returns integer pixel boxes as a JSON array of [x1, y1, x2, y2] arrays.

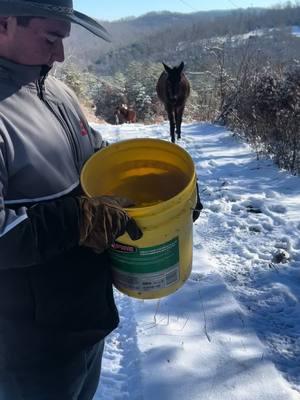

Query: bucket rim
[[80, 137, 196, 215]]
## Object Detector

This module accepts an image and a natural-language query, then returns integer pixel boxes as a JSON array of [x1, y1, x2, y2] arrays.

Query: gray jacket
[[0, 58, 103, 253], [0, 58, 118, 369]]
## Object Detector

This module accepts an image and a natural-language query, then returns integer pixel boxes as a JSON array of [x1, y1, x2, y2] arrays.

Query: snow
[[177, 28, 268, 52], [90, 122, 300, 400], [292, 26, 300, 37], [178, 26, 299, 53]]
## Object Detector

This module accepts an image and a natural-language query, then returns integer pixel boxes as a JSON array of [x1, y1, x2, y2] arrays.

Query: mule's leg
[[166, 106, 176, 143], [175, 106, 184, 140]]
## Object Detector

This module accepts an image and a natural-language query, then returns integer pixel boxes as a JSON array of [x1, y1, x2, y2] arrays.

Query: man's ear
[[0, 17, 9, 34], [0, 16, 16, 36]]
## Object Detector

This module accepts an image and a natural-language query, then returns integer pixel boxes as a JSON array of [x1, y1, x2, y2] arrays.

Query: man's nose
[[53, 40, 65, 63]]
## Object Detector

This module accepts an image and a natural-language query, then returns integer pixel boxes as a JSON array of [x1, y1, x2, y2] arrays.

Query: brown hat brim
[[0, 1, 111, 41]]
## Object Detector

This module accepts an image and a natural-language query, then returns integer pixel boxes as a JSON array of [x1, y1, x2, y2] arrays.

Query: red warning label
[[111, 242, 137, 253]]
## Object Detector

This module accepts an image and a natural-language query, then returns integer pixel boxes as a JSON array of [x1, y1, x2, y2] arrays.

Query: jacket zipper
[[36, 79, 80, 174]]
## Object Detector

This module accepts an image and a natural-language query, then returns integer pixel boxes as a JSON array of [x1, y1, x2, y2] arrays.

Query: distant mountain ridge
[[65, 8, 238, 65], [64, 6, 300, 74]]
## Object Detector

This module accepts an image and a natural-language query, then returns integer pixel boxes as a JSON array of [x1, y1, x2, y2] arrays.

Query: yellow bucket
[[80, 138, 197, 299]]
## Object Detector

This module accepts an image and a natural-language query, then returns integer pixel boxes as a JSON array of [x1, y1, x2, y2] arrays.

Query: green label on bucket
[[109, 237, 180, 292]]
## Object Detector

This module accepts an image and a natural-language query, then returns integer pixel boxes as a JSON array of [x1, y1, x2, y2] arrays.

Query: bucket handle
[[188, 198, 202, 211]]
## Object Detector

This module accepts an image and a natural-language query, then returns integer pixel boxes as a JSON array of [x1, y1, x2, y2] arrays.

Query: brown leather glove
[[79, 195, 143, 253]]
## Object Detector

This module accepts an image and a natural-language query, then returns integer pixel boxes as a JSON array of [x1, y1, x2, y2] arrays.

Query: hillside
[[65, 10, 228, 67], [64, 6, 300, 75]]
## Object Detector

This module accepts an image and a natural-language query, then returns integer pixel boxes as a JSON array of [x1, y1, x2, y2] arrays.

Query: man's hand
[[79, 195, 142, 253]]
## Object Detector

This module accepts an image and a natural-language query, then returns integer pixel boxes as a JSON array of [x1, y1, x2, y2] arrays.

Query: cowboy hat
[[0, 0, 111, 41]]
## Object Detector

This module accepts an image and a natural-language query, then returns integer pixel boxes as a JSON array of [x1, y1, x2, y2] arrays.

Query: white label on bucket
[[109, 237, 180, 292], [113, 264, 179, 292]]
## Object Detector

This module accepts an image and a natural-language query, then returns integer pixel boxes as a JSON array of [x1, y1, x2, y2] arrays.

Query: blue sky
[[74, 0, 284, 21]]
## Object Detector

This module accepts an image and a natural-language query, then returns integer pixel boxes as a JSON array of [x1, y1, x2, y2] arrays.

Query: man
[[0, 1, 142, 399]]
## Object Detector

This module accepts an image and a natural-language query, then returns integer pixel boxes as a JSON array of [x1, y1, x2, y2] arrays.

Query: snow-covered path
[[91, 122, 300, 399], [187, 124, 300, 391]]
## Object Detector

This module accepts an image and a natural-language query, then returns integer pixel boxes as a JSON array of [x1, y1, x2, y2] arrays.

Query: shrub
[[223, 65, 300, 172]]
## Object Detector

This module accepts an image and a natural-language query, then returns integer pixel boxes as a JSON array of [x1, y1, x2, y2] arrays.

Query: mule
[[114, 104, 137, 124], [156, 62, 190, 143]]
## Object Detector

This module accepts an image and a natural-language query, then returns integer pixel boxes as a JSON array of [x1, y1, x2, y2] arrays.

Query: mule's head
[[163, 61, 185, 104]]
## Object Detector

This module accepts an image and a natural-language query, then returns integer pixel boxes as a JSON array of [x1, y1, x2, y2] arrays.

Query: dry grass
[[80, 102, 106, 124]]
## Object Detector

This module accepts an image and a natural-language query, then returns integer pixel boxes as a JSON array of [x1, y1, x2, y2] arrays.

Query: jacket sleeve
[[0, 198, 81, 270], [0, 135, 81, 270]]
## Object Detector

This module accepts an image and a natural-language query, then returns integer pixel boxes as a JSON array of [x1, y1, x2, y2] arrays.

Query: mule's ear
[[163, 62, 172, 73], [178, 61, 185, 73]]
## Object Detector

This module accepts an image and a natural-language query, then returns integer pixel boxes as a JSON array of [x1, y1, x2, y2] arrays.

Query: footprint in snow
[[248, 224, 263, 233], [268, 204, 287, 214], [246, 204, 263, 214], [189, 272, 205, 282], [275, 237, 291, 251], [262, 222, 273, 231], [208, 159, 218, 167], [272, 249, 290, 264]]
